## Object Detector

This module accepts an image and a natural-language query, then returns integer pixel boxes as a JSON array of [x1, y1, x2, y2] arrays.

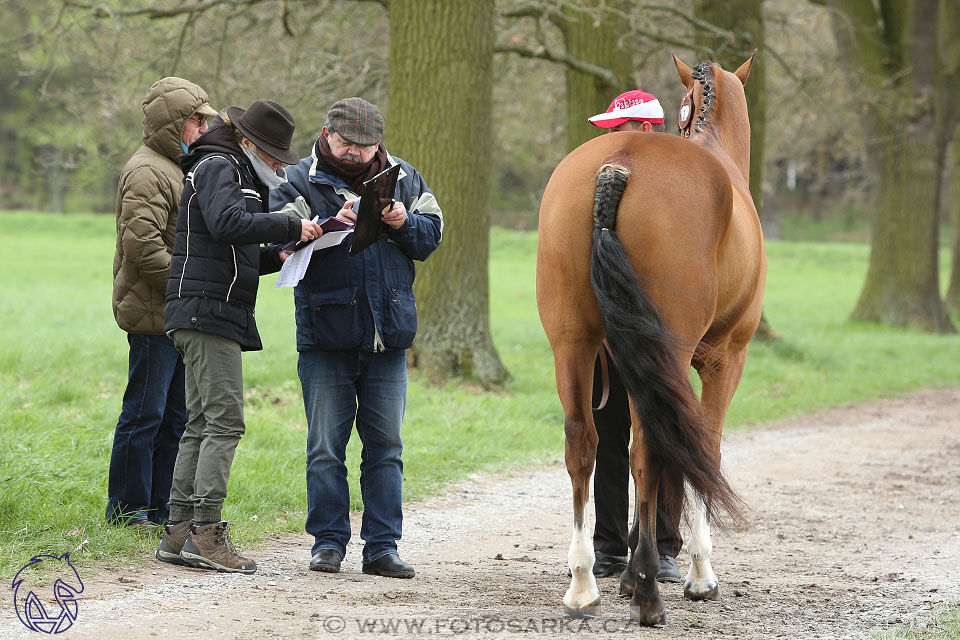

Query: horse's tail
[[589, 163, 743, 529]]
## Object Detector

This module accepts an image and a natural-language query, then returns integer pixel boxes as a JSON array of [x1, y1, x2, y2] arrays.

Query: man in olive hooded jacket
[[108, 77, 219, 527]]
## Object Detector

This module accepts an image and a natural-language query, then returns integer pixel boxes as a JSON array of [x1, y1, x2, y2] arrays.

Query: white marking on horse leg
[[563, 517, 601, 616], [683, 495, 719, 601]]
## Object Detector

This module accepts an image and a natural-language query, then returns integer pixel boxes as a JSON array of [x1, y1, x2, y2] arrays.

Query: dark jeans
[[299, 349, 407, 563], [106, 333, 187, 524], [592, 351, 682, 558]]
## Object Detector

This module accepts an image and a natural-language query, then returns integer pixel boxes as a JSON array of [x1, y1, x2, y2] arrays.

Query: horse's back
[[537, 133, 734, 342]]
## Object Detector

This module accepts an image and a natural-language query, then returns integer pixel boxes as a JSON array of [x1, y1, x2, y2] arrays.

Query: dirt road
[[4, 388, 959, 639]]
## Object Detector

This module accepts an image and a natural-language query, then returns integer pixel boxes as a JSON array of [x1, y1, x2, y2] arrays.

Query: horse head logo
[[11, 553, 84, 634]]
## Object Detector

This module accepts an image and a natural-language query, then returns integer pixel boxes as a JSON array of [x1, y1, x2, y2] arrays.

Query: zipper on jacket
[[225, 245, 238, 302], [178, 191, 196, 298]]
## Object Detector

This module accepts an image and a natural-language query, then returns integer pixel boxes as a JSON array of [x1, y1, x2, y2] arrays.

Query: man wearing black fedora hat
[[155, 100, 322, 574]]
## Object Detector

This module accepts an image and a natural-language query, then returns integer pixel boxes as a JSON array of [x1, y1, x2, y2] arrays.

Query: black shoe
[[362, 553, 415, 579], [309, 549, 342, 573], [593, 551, 628, 577], [656, 554, 681, 583]]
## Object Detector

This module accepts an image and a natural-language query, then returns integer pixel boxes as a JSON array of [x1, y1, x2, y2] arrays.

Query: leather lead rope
[[593, 339, 613, 412]]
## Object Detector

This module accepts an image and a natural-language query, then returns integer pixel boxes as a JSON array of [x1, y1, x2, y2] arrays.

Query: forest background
[[1, 0, 878, 231], [1, 0, 959, 378]]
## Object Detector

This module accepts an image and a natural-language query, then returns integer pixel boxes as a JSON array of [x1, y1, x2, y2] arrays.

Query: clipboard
[[350, 163, 401, 256]]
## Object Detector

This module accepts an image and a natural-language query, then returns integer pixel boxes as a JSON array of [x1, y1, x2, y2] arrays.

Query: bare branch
[[62, 0, 232, 19], [281, 0, 294, 36], [635, 3, 736, 40], [494, 43, 617, 87], [170, 12, 197, 76], [760, 42, 800, 82], [343, 0, 389, 8]]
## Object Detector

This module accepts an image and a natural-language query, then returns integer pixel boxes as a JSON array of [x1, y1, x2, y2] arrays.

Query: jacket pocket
[[381, 287, 417, 349], [211, 301, 249, 331], [308, 286, 362, 349]]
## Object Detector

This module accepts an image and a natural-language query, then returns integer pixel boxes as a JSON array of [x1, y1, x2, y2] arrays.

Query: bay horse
[[535, 53, 764, 625]]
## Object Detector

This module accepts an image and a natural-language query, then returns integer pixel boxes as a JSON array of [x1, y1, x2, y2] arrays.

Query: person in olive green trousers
[[108, 77, 218, 528]]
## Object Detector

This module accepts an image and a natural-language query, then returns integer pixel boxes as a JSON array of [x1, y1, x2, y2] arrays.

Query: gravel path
[[3, 388, 959, 639]]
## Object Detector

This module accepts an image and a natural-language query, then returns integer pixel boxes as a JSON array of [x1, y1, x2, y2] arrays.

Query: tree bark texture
[[693, 0, 780, 340], [832, 0, 955, 333], [387, 0, 510, 385], [938, 0, 960, 314], [555, 0, 634, 152], [947, 129, 960, 314], [693, 0, 768, 233]]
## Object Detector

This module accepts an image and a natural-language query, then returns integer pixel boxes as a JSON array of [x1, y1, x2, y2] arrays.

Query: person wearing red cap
[[585, 89, 682, 585], [587, 89, 666, 133]]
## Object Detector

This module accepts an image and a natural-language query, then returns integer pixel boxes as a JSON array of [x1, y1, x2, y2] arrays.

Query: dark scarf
[[316, 134, 388, 195]]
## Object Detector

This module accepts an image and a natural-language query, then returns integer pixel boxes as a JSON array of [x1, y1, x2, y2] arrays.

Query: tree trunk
[[937, 0, 960, 315], [555, 0, 633, 152], [851, 125, 954, 331], [832, 0, 955, 333], [693, 0, 769, 236], [694, 0, 780, 340], [947, 130, 960, 314], [387, 0, 509, 385]]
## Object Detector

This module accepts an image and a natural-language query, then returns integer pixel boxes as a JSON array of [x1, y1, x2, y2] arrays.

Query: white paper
[[274, 230, 353, 288]]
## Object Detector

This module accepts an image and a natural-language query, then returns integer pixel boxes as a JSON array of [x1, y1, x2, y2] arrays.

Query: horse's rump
[[537, 132, 734, 347]]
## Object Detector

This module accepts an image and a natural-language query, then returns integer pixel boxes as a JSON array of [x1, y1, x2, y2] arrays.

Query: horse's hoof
[[629, 605, 666, 627], [563, 602, 601, 618], [684, 581, 720, 601], [618, 581, 634, 598]]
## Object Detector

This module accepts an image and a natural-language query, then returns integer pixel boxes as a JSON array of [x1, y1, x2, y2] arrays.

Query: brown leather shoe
[[155, 521, 193, 566], [180, 522, 257, 574]]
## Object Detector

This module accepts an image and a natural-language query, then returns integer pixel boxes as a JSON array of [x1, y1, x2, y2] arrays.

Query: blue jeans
[[107, 333, 187, 524], [299, 349, 407, 562]]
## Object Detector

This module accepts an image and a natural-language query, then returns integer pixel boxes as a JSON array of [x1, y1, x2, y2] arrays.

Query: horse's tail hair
[[589, 164, 744, 531]]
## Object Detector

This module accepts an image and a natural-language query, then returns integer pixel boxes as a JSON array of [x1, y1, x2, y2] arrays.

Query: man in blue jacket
[[271, 97, 442, 579]]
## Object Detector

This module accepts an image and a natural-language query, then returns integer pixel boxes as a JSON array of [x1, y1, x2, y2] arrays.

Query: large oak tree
[[830, 0, 956, 332], [387, 0, 509, 385]]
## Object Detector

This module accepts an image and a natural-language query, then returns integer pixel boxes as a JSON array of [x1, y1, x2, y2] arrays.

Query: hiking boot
[[155, 521, 193, 566], [180, 522, 257, 574]]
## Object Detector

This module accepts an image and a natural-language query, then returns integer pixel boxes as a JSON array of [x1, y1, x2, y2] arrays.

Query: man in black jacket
[[155, 100, 321, 574]]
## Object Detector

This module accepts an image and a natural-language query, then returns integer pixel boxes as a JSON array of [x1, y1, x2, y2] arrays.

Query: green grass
[[873, 606, 960, 640], [1, 211, 958, 586]]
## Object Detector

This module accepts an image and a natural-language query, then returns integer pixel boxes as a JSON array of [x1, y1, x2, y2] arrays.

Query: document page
[[274, 230, 352, 288]]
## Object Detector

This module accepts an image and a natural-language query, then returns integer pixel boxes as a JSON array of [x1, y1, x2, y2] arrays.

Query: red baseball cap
[[588, 90, 665, 128]]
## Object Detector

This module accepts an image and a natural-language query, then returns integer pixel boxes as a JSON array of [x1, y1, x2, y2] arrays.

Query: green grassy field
[[1, 211, 958, 589], [875, 607, 960, 640]]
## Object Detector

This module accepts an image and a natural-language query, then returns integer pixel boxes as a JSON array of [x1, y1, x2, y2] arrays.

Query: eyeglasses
[[187, 115, 208, 127]]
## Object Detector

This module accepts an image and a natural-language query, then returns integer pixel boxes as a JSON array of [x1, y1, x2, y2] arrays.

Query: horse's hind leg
[[556, 344, 602, 617], [685, 491, 718, 600], [685, 343, 748, 601], [619, 414, 666, 625]]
